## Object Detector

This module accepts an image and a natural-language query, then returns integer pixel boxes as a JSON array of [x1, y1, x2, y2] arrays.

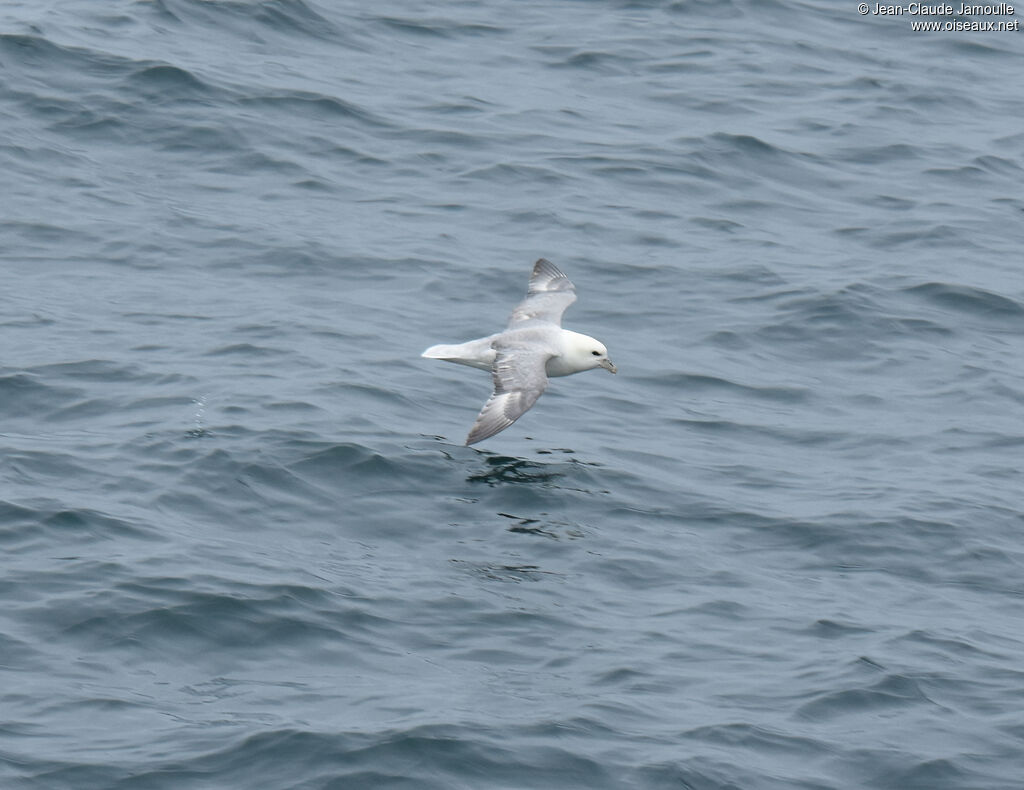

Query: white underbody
[[422, 328, 594, 378]]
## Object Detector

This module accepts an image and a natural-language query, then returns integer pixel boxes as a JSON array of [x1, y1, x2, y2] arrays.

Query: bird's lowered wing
[[465, 344, 551, 445]]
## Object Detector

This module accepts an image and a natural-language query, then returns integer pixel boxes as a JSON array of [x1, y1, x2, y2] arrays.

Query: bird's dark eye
[[591, 350, 601, 356]]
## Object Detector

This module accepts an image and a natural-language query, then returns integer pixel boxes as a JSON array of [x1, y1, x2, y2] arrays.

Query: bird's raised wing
[[465, 345, 550, 445], [507, 258, 577, 328]]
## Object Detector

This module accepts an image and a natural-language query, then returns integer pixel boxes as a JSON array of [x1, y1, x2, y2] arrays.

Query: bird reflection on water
[[466, 454, 565, 487]]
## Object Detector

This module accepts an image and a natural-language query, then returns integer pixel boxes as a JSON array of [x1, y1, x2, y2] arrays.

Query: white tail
[[420, 338, 496, 371], [421, 344, 461, 359]]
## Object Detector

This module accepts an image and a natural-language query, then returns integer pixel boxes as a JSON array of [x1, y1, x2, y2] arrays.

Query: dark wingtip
[[533, 257, 558, 276], [529, 258, 572, 294]]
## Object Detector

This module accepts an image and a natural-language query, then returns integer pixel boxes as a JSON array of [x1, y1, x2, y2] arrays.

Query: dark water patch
[[707, 329, 750, 349], [644, 372, 810, 403], [418, 98, 493, 115], [239, 92, 386, 127], [0, 373, 84, 419], [0, 635, 44, 676], [867, 223, 979, 251], [233, 459, 341, 509], [892, 317, 953, 336], [972, 154, 1023, 176], [664, 0, 746, 15], [632, 759, 795, 790], [53, 578, 386, 659], [904, 282, 1024, 326], [678, 598, 750, 620], [648, 51, 715, 74], [0, 33, 126, 80], [497, 511, 586, 540], [47, 111, 128, 143], [772, 285, 885, 325], [262, 400, 321, 413], [144, 0, 187, 23], [746, 513, 1011, 589], [374, 16, 505, 39], [939, 542, 1024, 596], [29, 359, 148, 383], [867, 194, 917, 211], [42, 509, 153, 542], [686, 132, 843, 194], [31, 724, 612, 790], [949, 38, 1017, 58], [376, 15, 456, 37], [709, 132, 780, 157], [580, 555, 683, 593], [727, 285, 812, 305], [0, 500, 41, 532], [293, 177, 333, 191], [240, 0, 345, 41], [549, 153, 718, 184], [713, 263, 789, 286], [3, 448, 104, 493], [466, 455, 566, 487], [837, 143, 919, 165], [671, 417, 842, 448], [150, 124, 249, 156], [287, 442, 443, 497], [454, 559, 558, 583], [18, 762, 130, 790], [796, 672, 933, 721], [924, 164, 991, 183], [203, 343, 290, 358], [804, 619, 874, 639], [889, 628, 1006, 662], [216, 149, 305, 174], [46, 397, 124, 422], [593, 666, 653, 688], [0, 503, 157, 554], [548, 50, 640, 73], [683, 722, 825, 756], [460, 162, 566, 184], [123, 64, 216, 102], [147, 0, 345, 42], [426, 201, 469, 212], [690, 216, 744, 233], [391, 127, 490, 151], [985, 380, 1024, 407], [899, 86, 985, 113], [317, 141, 389, 166], [746, 283, 958, 358], [318, 380, 417, 408], [214, 246, 383, 277], [462, 452, 607, 497], [147, 441, 349, 524], [86, 12, 138, 29], [869, 757, 979, 790], [230, 322, 293, 340], [0, 220, 97, 246]]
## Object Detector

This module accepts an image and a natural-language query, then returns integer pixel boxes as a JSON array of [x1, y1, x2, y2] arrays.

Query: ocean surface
[[2, 1, 1023, 788]]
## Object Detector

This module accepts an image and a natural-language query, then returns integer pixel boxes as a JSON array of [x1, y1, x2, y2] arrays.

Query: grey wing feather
[[507, 258, 577, 327], [465, 346, 550, 445]]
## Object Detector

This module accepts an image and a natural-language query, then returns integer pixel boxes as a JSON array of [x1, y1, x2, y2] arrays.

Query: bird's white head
[[562, 330, 617, 375]]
